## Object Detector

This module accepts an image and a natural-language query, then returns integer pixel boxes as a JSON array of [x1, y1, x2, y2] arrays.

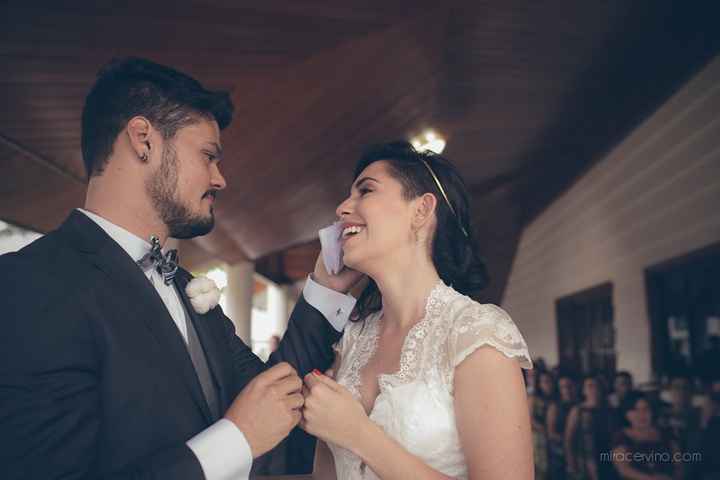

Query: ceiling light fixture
[[411, 130, 446, 154]]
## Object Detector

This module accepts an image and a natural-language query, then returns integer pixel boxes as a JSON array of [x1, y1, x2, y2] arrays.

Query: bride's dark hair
[[350, 141, 489, 321]]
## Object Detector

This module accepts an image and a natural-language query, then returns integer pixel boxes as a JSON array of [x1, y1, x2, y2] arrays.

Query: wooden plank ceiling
[[1, 0, 719, 302]]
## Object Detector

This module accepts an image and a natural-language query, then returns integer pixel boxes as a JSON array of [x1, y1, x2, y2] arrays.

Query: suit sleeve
[[0, 255, 205, 480], [218, 294, 343, 394], [267, 294, 343, 376]]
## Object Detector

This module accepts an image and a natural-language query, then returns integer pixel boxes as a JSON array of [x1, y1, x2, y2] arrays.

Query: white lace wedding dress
[[328, 281, 532, 479]]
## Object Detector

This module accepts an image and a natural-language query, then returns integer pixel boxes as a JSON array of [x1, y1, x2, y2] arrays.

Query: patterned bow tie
[[137, 235, 179, 285]]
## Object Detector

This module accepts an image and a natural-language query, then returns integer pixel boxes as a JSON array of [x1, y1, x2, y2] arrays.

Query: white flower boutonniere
[[186, 276, 221, 314]]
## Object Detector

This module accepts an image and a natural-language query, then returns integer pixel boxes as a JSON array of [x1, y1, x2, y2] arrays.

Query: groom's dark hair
[[81, 57, 234, 178]]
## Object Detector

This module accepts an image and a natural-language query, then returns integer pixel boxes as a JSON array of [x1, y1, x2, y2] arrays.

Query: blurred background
[[2, 1, 720, 478]]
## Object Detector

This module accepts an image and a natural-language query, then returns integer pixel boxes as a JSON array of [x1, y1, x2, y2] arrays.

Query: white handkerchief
[[318, 221, 344, 275]]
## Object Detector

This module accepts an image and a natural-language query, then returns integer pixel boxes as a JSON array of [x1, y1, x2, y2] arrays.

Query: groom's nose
[[210, 163, 227, 190]]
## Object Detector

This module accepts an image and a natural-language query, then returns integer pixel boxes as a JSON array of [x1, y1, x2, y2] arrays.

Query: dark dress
[[611, 429, 675, 478], [532, 395, 551, 475], [549, 399, 576, 480], [569, 405, 617, 480], [660, 404, 702, 451], [694, 415, 720, 479]]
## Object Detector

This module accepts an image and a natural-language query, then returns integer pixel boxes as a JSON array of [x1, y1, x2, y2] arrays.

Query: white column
[[225, 261, 255, 344], [268, 283, 290, 336]]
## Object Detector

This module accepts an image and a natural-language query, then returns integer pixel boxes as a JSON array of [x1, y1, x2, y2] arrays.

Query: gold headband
[[419, 158, 469, 238]]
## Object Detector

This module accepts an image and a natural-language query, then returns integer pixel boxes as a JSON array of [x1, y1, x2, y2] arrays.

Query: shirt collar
[[77, 208, 153, 263]]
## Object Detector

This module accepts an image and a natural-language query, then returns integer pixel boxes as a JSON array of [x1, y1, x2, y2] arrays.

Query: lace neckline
[[349, 280, 450, 414]]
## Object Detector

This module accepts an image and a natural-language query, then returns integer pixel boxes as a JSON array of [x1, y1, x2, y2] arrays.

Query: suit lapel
[[174, 270, 231, 411], [60, 211, 213, 424]]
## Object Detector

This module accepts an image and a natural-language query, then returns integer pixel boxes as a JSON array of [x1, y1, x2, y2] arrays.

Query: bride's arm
[[454, 347, 533, 479], [301, 372, 455, 480], [355, 349, 533, 480], [301, 348, 532, 480]]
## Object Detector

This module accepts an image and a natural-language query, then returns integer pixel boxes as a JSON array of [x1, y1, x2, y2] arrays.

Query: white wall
[[502, 56, 720, 383], [0, 221, 42, 255]]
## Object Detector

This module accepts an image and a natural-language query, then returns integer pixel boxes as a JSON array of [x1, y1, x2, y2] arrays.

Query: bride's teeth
[[342, 225, 364, 237]]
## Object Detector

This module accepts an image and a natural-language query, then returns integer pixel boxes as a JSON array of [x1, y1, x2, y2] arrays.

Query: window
[[646, 243, 720, 382], [556, 283, 616, 378]]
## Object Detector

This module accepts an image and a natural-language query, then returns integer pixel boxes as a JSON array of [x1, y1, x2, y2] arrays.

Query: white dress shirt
[[78, 209, 356, 480]]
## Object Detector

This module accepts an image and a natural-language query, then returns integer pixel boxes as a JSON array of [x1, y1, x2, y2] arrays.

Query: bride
[[301, 142, 534, 479]]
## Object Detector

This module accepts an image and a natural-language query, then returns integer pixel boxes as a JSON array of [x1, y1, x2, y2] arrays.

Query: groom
[[0, 58, 358, 479]]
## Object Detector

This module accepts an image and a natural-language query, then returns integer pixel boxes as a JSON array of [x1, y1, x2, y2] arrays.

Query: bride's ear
[[411, 193, 438, 230]]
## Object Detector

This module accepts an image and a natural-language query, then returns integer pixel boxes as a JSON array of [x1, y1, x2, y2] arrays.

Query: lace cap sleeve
[[449, 302, 532, 370]]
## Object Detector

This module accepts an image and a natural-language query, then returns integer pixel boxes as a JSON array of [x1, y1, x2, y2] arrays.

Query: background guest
[[565, 375, 617, 480], [693, 392, 720, 479], [609, 371, 634, 408], [659, 377, 702, 453], [547, 374, 579, 480], [611, 391, 681, 480], [531, 370, 556, 479]]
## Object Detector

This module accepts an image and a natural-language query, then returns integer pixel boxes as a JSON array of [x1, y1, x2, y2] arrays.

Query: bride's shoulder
[[440, 285, 514, 328], [441, 286, 532, 369]]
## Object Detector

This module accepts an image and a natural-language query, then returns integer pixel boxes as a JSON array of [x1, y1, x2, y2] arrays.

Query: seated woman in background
[[565, 375, 617, 480], [299, 141, 534, 479], [612, 391, 682, 480]]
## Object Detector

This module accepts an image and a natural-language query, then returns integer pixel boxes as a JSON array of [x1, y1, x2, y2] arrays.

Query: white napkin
[[318, 221, 344, 275]]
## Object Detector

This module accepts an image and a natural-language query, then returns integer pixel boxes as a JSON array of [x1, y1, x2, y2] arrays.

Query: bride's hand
[[312, 254, 365, 294], [300, 369, 370, 451]]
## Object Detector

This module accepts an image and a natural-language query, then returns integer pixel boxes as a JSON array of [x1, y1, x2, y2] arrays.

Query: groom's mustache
[[203, 190, 218, 201]]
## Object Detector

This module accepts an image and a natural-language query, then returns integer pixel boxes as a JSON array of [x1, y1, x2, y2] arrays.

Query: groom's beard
[[146, 142, 215, 239]]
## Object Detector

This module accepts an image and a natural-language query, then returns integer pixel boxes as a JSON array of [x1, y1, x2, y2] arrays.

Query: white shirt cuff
[[187, 419, 253, 480], [302, 275, 357, 332]]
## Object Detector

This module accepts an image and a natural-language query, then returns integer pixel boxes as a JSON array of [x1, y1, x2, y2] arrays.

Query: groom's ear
[[126, 116, 153, 163]]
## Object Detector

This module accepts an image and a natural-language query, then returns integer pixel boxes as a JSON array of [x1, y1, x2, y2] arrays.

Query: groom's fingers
[[275, 375, 303, 396], [290, 408, 302, 426], [285, 392, 305, 410], [262, 362, 297, 384]]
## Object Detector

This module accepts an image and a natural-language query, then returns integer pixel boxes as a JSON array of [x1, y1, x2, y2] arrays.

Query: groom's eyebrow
[[204, 142, 223, 160]]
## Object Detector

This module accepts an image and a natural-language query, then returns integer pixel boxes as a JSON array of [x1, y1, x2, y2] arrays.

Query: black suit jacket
[[0, 211, 341, 479]]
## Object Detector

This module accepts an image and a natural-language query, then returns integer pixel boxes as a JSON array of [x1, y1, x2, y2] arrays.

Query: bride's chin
[[342, 255, 358, 270], [343, 256, 379, 279], [341, 252, 364, 272]]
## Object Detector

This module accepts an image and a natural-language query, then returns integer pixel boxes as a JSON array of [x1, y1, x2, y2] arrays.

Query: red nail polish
[[312, 369, 322, 376]]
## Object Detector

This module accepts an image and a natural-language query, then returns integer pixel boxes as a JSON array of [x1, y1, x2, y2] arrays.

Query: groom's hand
[[312, 254, 364, 294], [224, 362, 304, 458]]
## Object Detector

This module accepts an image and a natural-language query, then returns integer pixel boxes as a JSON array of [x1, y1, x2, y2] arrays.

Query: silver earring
[[140, 152, 148, 162]]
